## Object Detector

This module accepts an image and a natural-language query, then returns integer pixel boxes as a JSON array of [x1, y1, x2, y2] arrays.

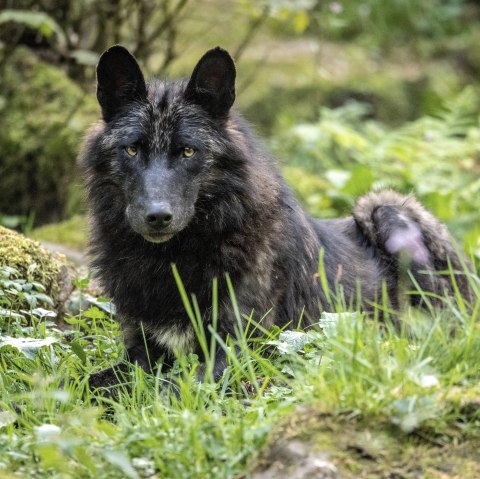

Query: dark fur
[[80, 46, 470, 387]]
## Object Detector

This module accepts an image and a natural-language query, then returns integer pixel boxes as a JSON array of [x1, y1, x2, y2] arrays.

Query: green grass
[[0, 262, 479, 478]]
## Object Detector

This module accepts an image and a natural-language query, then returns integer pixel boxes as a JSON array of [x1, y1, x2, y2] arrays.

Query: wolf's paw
[[88, 363, 131, 392]]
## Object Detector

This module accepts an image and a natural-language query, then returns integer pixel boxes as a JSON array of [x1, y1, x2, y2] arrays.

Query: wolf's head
[[91, 45, 237, 243]]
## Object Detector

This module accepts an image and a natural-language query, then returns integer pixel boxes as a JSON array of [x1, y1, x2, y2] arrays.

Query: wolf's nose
[[145, 203, 173, 229]]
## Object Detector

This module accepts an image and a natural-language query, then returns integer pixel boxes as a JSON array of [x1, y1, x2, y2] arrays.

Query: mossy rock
[[0, 45, 97, 225], [0, 226, 75, 314]]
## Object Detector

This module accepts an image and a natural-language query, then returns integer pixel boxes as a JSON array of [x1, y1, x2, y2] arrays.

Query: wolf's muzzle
[[144, 202, 173, 231]]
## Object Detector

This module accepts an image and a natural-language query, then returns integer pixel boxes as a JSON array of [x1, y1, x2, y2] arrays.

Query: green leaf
[[0, 336, 57, 359], [325, 170, 351, 188], [28, 307, 57, 318], [0, 411, 17, 428], [69, 49, 99, 66], [390, 395, 439, 433], [72, 278, 90, 289], [103, 450, 138, 479], [0, 307, 24, 319], [84, 294, 116, 315], [82, 306, 106, 320], [342, 165, 375, 196], [0, 10, 66, 46], [292, 11, 310, 33], [270, 330, 323, 355], [33, 293, 54, 306], [34, 423, 61, 439], [70, 340, 87, 364]]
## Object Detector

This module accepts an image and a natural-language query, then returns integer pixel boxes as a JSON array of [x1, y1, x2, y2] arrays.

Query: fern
[[278, 88, 480, 259]]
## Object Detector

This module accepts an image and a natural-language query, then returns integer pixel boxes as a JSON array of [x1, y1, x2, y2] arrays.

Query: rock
[[252, 439, 339, 479], [0, 226, 75, 318], [40, 241, 87, 267]]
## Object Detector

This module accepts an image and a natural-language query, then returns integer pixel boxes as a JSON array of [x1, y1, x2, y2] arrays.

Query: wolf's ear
[[96, 45, 147, 122], [185, 47, 236, 118]]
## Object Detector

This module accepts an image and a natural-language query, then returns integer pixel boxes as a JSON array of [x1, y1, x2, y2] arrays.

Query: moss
[[256, 408, 480, 478], [0, 226, 74, 309], [30, 215, 88, 250], [0, 45, 97, 225]]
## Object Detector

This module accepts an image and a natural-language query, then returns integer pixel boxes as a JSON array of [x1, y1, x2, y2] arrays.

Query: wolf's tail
[[352, 190, 472, 306]]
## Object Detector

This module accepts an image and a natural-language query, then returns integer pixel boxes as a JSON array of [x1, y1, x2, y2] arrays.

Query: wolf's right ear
[[96, 45, 147, 122], [185, 47, 236, 118]]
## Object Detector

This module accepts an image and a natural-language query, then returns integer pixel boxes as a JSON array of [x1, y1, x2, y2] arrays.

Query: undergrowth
[[0, 259, 479, 478]]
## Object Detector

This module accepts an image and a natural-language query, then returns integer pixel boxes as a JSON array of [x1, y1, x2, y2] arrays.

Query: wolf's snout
[[145, 203, 173, 230]]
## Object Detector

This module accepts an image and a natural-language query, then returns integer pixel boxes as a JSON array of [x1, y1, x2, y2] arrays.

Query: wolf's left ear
[[96, 45, 147, 122], [185, 47, 236, 118]]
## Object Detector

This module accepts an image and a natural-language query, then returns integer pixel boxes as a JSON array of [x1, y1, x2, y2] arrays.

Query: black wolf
[[80, 45, 470, 387]]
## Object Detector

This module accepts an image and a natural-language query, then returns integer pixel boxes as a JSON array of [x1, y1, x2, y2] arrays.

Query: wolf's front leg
[[196, 347, 231, 382], [88, 363, 130, 390], [88, 327, 170, 391]]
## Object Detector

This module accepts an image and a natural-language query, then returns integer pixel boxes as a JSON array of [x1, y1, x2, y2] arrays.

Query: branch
[[232, 5, 269, 62], [132, 0, 190, 61]]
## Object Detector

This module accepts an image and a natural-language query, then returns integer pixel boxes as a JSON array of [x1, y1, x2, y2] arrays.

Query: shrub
[[0, 46, 97, 225]]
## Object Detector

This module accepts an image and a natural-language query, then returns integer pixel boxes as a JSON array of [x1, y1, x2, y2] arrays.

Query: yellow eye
[[125, 145, 137, 157], [182, 147, 195, 158]]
